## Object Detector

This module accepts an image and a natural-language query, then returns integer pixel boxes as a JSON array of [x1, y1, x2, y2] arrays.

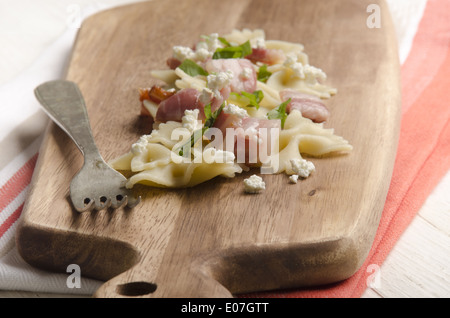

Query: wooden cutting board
[[16, 0, 401, 298]]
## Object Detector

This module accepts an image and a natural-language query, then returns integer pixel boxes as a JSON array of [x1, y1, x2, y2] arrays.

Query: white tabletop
[[0, 0, 449, 298]]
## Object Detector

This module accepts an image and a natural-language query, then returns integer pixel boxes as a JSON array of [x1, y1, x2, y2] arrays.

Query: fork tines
[[76, 194, 141, 212]]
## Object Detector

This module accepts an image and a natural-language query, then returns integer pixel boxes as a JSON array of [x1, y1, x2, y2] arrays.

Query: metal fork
[[34, 80, 140, 212]]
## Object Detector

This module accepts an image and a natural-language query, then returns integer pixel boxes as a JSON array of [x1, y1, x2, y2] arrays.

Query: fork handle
[[34, 80, 102, 161]]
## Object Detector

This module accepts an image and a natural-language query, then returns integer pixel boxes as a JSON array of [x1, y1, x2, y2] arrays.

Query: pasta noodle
[[266, 69, 337, 99], [274, 110, 352, 173], [110, 29, 352, 189], [174, 68, 207, 91]]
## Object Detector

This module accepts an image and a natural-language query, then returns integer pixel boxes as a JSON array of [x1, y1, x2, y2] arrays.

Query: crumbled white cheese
[[181, 109, 201, 133], [173, 39, 216, 63], [174, 33, 223, 62], [223, 102, 249, 128], [173, 45, 196, 62], [240, 67, 253, 80], [289, 158, 315, 178], [283, 53, 326, 82], [207, 71, 234, 97], [289, 174, 299, 184], [199, 87, 214, 105], [194, 48, 211, 61], [131, 135, 151, 155], [303, 64, 327, 83], [197, 33, 223, 53], [223, 103, 248, 118], [243, 174, 265, 193], [283, 53, 297, 67], [253, 37, 266, 49]]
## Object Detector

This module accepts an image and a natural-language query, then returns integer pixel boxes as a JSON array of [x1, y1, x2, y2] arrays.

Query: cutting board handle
[[93, 263, 233, 298]]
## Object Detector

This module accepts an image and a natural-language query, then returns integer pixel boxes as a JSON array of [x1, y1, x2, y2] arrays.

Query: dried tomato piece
[[139, 88, 150, 101], [148, 85, 176, 104], [138, 86, 176, 117]]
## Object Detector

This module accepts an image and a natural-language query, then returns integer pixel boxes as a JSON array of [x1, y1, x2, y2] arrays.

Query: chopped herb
[[218, 37, 232, 47], [212, 40, 252, 59], [230, 90, 264, 109], [203, 103, 224, 128], [178, 59, 208, 77], [203, 101, 212, 119], [178, 129, 204, 157], [267, 98, 291, 129], [178, 103, 225, 156], [257, 64, 272, 83]]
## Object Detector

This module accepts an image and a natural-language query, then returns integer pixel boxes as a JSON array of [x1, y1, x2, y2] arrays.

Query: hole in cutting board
[[116, 281, 157, 296]]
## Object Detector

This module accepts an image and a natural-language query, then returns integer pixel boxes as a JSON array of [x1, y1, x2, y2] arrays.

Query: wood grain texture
[[16, 0, 401, 298]]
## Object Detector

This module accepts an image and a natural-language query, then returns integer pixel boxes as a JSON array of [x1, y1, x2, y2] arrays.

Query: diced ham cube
[[246, 47, 286, 65], [214, 114, 280, 166], [154, 88, 225, 123], [280, 89, 330, 123], [155, 88, 204, 122]]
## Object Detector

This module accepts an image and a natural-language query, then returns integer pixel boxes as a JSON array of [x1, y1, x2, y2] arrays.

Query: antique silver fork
[[34, 80, 140, 212]]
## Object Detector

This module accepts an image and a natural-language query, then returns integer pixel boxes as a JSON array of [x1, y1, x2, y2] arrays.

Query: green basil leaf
[[178, 59, 208, 77], [257, 64, 272, 83], [204, 102, 224, 128], [218, 37, 232, 47], [203, 103, 212, 119], [239, 40, 252, 57], [267, 98, 291, 129], [178, 103, 225, 156], [230, 90, 264, 110], [212, 40, 252, 59], [178, 128, 204, 156]]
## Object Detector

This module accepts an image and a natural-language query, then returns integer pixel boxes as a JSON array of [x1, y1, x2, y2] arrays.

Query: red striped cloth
[[0, 144, 39, 255], [0, 155, 38, 223]]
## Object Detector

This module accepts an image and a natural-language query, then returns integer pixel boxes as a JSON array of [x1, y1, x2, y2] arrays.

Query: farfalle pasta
[[110, 29, 352, 189]]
